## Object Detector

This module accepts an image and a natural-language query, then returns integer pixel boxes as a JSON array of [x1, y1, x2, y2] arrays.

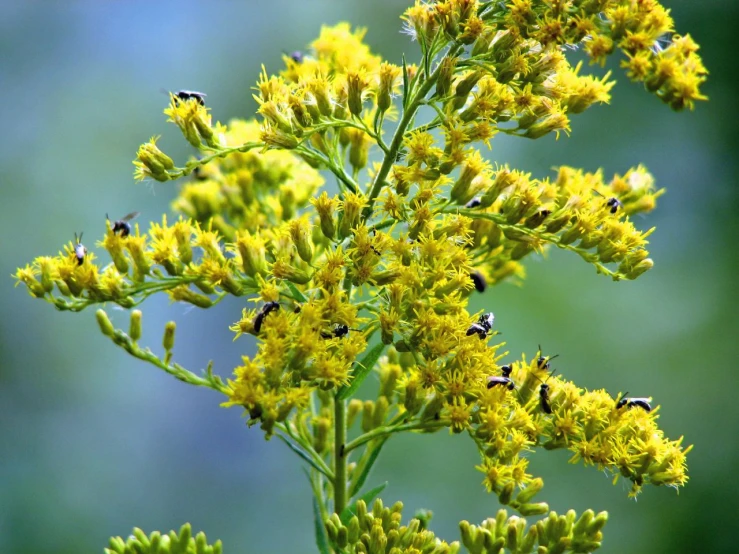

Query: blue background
[[1, 2, 737, 553]]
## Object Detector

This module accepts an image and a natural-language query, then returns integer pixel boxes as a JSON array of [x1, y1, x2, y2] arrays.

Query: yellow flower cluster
[[17, 2, 706, 549], [14, 217, 261, 312], [172, 120, 324, 240]]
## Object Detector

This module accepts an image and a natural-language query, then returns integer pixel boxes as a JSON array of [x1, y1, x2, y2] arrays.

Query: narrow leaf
[[340, 481, 388, 524], [286, 281, 308, 303], [276, 434, 331, 479], [349, 437, 388, 497], [402, 54, 409, 109], [337, 343, 386, 401], [312, 495, 331, 554]]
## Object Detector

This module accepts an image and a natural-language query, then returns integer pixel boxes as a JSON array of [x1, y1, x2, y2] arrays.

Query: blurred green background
[[1, 2, 736, 553]]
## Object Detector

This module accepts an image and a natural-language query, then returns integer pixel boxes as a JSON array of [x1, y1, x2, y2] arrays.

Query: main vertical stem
[[334, 394, 347, 515]]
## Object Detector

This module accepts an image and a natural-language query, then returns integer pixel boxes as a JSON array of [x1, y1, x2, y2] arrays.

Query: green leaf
[[349, 437, 388, 497], [337, 343, 386, 400], [275, 434, 332, 479], [340, 482, 388, 524], [312, 495, 331, 554], [402, 54, 409, 109], [285, 281, 308, 303]]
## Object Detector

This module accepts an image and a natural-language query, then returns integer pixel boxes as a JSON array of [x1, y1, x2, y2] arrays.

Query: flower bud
[[339, 192, 367, 239], [372, 395, 389, 428], [129, 310, 142, 343], [311, 192, 338, 240], [515, 477, 544, 504], [235, 230, 268, 277], [170, 286, 213, 308], [452, 71, 483, 110], [361, 400, 375, 432], [518, 502, 549, 516], [260, 125, 299, 149], [624, 258, 654, 279], [377, 63, 401, 113], [288, 218, 314, 263], [163, 321, 176, 352], [348, 398, 363, 428], [96, 309, 115, 338], [349, 129, 371, 172], [313, 416, 330, 454], [271, 260, 312, 284]]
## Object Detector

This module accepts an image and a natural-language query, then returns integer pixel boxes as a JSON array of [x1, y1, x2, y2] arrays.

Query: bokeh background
[[1, 2, 736, 553]]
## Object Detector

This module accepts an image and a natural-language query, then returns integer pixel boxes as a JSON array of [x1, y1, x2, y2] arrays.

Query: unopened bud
[[377, 63, 401, 113], [518, 502, 549, 516], [436, 57, 457, 98], [129, 310, 142, 343], [361, 400, 375, 432], [96, 309, 115, 338], [163, 321, 176, 352], [313, 416, 330, 454], [348, 398, 363, 428]]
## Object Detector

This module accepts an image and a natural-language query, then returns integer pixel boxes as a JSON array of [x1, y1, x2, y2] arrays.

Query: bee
[[174, 90, 207, 106], [253, 301, 280, 334], [616, 393, 652, 412], [321, 324, 353, 339], [532, 347, 559, 414], [536, 345, 559, 371], [470, 271, 487, 293], [288, 50, 304, 63], [464, 196, 482, 209], [486, 375, 515, 390], [539, 382, 553, 414], [107, 212, 140, 238], [592, 189, 622, 214], [73, 232, 87, 265], [466, 312, 495, 340]]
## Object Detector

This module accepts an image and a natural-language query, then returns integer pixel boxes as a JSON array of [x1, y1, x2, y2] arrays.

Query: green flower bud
[[96, 309, 115, 338], [587, 511, 608, 534], [348, 398, 363, 428], [361, 400, 375, 432], [380, 364, 400, 398], [519, 502, 549, 516], [625, 258, 654, 279], [337, 526, 349, 549], [171, 286, 213, 308], [129, 310, 142, 343], [163, 321, 176, 352], [373, 393, 387, 425], [515, 477, 544, 503], [498, 482, 515, 505], [347, 72, 368, 116], [520, 525, 538, 552], [348, 516, 361, 544], [436, 57, 457, 98], [313, 416, 330, 454]]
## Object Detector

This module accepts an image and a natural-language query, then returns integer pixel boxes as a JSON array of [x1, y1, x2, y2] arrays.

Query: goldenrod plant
[[15, 1, 706, 552]]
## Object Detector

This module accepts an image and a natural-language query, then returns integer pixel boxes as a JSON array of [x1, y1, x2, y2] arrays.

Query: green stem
[[443, 207, 627, 280], [109, 329, 227, 393], [344, 418, 450, 454], [334, 394, 347, 515], [174, 141, 264, 178], [362, 48, 453, 221]]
